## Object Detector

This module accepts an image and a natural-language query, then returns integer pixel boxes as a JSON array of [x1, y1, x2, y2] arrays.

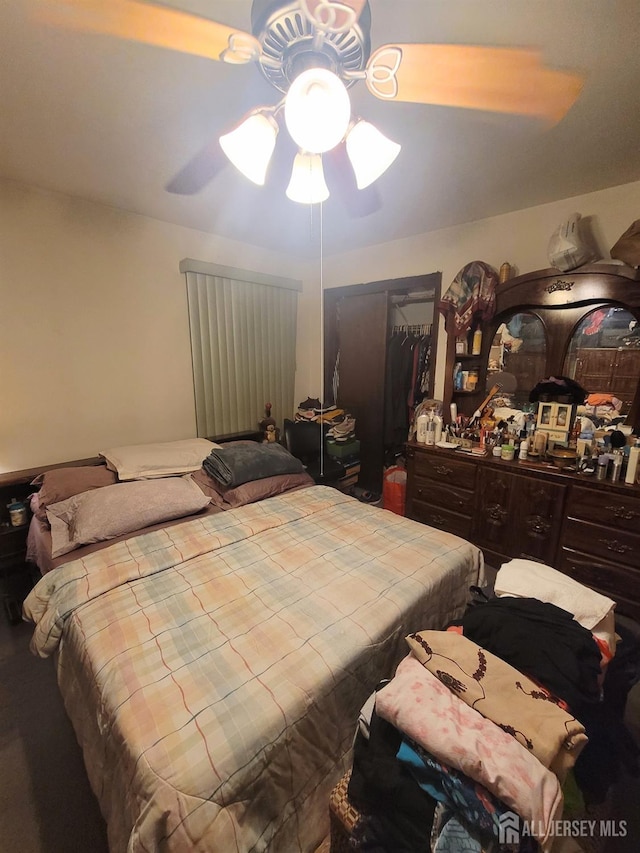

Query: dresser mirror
[[448, 264, 640, 430], [488, 311, 546, 411], [564, 305, 640, 418]]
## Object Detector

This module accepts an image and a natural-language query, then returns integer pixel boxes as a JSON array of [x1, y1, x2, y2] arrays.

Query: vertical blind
[[181, 259, 300, 438]]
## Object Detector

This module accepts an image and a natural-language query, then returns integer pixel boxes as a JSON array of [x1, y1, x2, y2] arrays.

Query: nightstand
[[0, 483, 38, 625], [0, 521, 37, 624]]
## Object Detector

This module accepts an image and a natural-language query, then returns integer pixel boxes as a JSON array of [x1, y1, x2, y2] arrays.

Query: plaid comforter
[[25, 486, 483, 852]]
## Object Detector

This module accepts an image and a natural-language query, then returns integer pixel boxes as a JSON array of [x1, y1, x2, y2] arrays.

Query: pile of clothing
[[294, 397, 356, 441], [347, 561, 639, 852]]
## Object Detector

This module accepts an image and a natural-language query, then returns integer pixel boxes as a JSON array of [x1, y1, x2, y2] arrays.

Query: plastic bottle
[[625, 444, 640, 484], [518, 438, 529, 461], [472, 328, 483, 355], [416, 411, 429, 444], [596, 454, 609, 481], [610, 451, 623, 482], [433, 412, 443, 445], [425, 414, 436, 446]]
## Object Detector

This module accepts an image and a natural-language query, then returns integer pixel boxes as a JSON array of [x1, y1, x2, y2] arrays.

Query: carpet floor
[[0, 617, 108, 853]]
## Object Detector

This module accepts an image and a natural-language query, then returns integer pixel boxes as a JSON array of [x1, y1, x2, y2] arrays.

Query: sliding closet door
[[337, 292, 389, 492]]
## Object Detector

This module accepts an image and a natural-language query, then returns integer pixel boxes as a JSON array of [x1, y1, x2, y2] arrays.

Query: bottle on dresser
[[432, 411, 443, 444], [471, 327, 483, 356], [610, 451, 623, 482], [625, 440, 640, 484], [416, 410, 430, 444], [425, 414, 436, 446]]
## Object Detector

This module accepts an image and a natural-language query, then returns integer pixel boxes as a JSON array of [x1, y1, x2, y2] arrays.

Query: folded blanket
[[375, 655, 564, 851], [406, 630, 588, 781], [203, 442, 304, 488]]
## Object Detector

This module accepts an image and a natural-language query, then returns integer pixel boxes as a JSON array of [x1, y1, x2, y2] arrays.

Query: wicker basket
[[329, 771, 362, 852], [327, 768, 614, 853]]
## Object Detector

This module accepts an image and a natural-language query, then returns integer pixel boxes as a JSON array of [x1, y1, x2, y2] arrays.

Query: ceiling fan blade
[[365, 44, 583, 123], [323, 144, 381, 218], [34, 0, 261, 64], [300, 0, 367, 33], [165, 139, 228, 195], [168, 104, 282, 195]]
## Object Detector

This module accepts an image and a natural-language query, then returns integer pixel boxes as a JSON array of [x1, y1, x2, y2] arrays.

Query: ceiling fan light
[[219, 112, 278, 185], [284, 68, 351, 154], [286, 153, 329, 204], [345, 120, 401, 189]]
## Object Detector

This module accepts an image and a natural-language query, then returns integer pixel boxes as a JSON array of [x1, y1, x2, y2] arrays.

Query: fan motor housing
[[251, 0, 371, 91]]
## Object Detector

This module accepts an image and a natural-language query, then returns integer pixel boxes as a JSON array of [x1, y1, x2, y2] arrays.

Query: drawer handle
[[486, 503, 507, 524], [431, 514, 446, 526], [599, 538, 633, 555], [605, 504, 639, 521], [526, 515, 551, 537], [433, 465, 453, 476]]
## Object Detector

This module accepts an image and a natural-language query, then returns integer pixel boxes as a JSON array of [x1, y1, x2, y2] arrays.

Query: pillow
[[47, 476, 210, 558], [99, 438, 220, 480], [30, 464, 117, 523], [223, 472, 314, 508], [191, 468, 314, 509], [190, 467, 227, 507]]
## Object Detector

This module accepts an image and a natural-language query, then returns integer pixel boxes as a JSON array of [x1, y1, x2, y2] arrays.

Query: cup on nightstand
[[7, 500, 27, 527]]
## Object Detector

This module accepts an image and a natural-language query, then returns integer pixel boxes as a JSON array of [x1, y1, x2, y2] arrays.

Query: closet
[[324, 273, 441, 492]]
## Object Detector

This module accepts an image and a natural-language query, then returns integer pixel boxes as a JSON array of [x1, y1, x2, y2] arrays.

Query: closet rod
[[390, 292, 434, 306]]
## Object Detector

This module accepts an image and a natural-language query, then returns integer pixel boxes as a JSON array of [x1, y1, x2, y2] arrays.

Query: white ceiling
[[2, 1, 640, 259]]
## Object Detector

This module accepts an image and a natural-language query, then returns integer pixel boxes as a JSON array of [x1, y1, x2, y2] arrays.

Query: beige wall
[[295, 180, 640, 405], [0, 179, 304, 473], [2, 176, 638, 474]]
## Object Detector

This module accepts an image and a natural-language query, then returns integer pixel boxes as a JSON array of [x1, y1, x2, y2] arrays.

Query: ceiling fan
[[35, 0, 583, 205]]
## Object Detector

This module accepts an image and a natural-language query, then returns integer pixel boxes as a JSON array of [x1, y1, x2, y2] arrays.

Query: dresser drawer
[[412, 452, 476, 490], [410, 500, 472, 540], [411, 477, 474, 516], [559, 548, 640, 621], [567, 485, 640, 534], [562, 517, 639, 570]]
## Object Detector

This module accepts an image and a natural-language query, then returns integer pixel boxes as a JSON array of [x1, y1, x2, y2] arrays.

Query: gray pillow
[[47, 476, 210, 558]]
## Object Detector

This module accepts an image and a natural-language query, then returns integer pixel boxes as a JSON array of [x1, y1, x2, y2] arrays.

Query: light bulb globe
[[219, 112, 278, 185], [285, 68, 351, 154], [286, 153, 329, 204]]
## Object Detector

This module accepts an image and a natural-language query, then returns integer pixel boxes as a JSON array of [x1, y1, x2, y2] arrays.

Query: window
[[180, 259, 300, 438]]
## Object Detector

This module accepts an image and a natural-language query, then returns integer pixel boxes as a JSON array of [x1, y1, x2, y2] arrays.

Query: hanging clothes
[[383, 327, 432, 449]]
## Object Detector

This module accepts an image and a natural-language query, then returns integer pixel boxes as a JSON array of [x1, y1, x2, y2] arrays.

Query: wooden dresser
[[406, 442, 640, 620]]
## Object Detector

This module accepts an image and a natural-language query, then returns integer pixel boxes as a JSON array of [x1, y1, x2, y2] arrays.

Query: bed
[[22, 440, 484, 853]]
